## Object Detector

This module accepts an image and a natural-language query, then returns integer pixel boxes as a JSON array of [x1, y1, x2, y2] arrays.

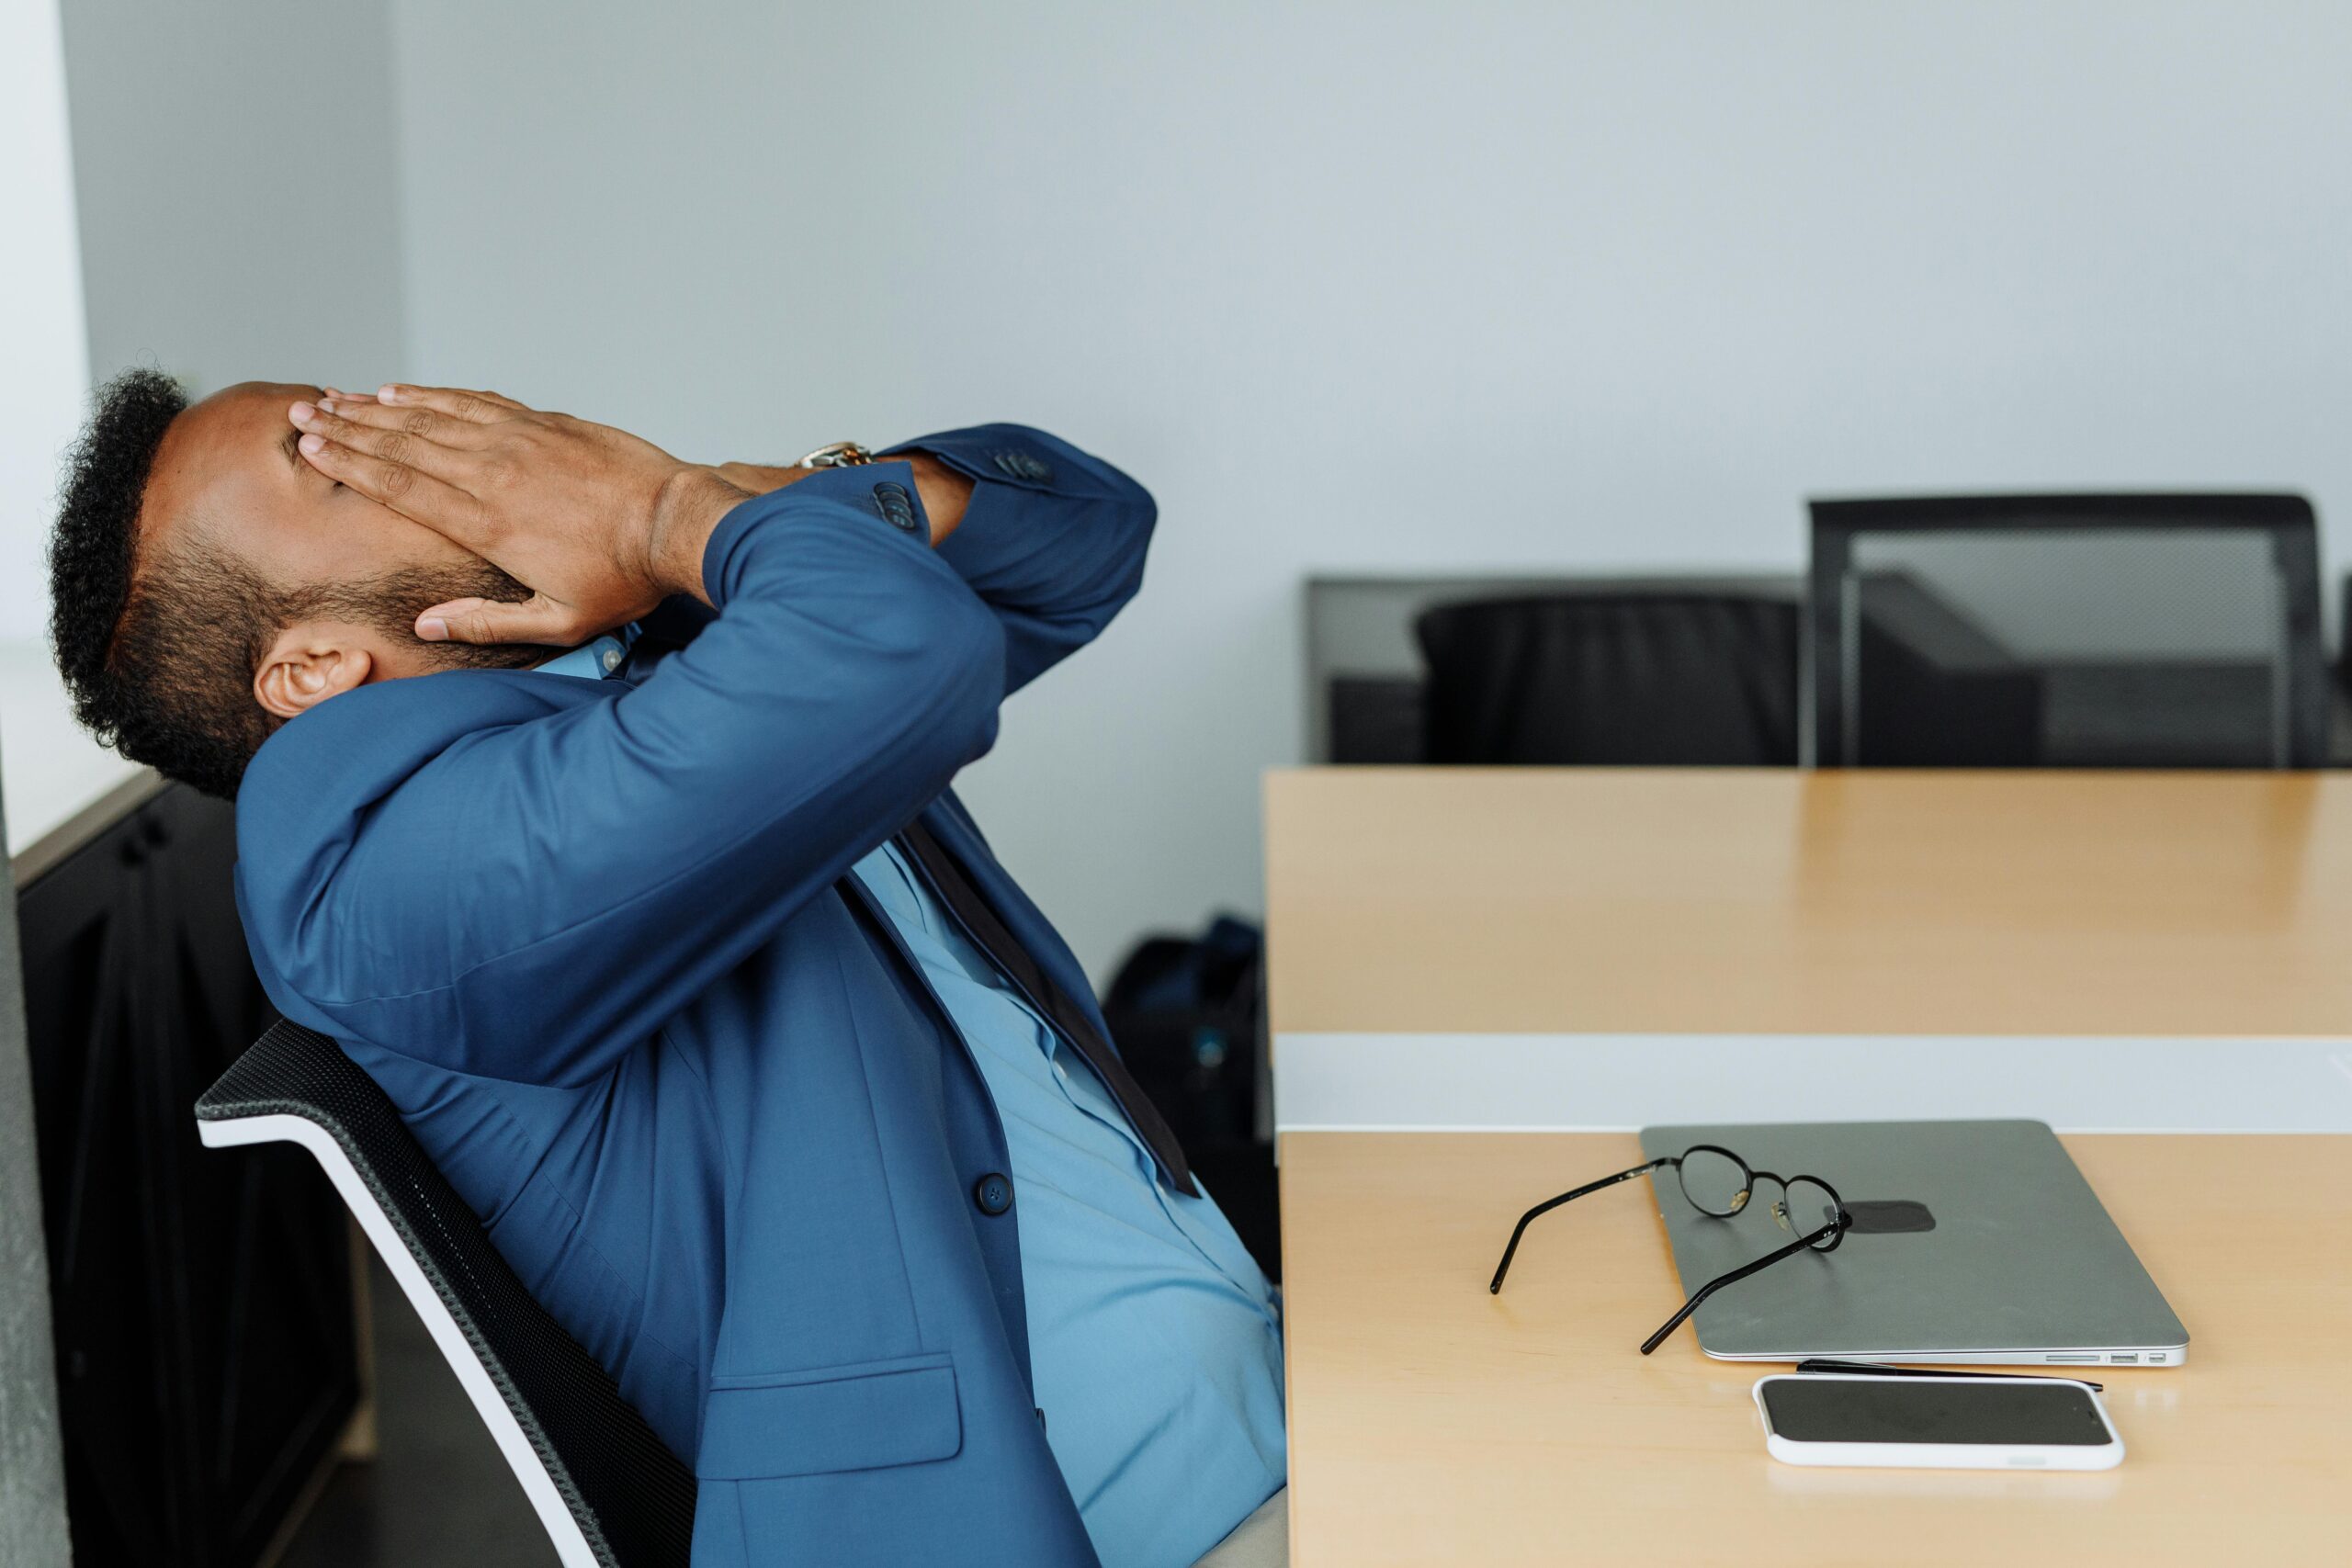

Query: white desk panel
[[1, 640, 143, 860], [1273, 1032, 2352, 1134]]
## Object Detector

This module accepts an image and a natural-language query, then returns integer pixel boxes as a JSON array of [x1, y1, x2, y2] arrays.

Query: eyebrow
[[280, 423, 305, 473]]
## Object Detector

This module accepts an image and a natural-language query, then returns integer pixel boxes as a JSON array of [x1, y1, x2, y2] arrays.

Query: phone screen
[[1760, 1378, 2111, 1446]]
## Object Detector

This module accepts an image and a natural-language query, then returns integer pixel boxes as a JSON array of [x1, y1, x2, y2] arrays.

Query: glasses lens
[[1780, 1178, 1843, 1249], [1677, 1147, 1748, 1216]]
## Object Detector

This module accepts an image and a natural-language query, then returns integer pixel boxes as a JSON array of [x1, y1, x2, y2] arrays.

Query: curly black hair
[[49, 369, 537, 798], [45, 368, 276, 797]]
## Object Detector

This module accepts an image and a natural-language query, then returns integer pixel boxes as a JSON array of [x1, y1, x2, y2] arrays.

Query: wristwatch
[[798, 441, 876, 468]]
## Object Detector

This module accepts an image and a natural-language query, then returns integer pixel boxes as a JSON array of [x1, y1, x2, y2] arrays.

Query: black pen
[[1795, 1357, 2103, 1393]]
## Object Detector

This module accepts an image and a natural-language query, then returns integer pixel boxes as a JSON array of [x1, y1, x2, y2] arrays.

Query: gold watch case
[[798, 440, 876, 468]]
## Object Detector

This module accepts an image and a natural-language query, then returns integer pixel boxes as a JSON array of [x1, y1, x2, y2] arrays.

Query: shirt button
[[973, 1173, 1014, 1216]]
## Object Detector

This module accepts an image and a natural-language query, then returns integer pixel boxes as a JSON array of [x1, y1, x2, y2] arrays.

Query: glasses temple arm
[[1638, 1220, 1840, 1356], [1488, 1157, 1674, 1294]]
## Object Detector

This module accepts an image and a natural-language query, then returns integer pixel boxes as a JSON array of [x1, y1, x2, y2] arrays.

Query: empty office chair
[[1415, 592, 1802, 765], [1807, 494, 2326, 768], [196, 1021, 695, 1568]]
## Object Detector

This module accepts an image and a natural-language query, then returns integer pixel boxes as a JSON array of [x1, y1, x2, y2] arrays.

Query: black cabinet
[[17, 781, 357, 1568]]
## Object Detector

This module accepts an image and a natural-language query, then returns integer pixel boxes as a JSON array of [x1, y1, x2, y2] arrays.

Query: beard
[[309, 558, 556, 671]]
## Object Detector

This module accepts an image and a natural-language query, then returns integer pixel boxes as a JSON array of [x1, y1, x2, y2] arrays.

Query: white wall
[[60, 0, 410, 398], [388, 0, 2352, 981], [1, 0, 90, 644], [19, 0, 413, 845]]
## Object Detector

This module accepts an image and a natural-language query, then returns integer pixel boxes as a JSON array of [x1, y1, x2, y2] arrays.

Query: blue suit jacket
[[234, 426, 1159, 1567]]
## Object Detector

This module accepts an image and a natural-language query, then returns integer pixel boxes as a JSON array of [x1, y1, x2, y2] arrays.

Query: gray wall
[[61, 0, 409, 396], [370, 2, 2352, 979]]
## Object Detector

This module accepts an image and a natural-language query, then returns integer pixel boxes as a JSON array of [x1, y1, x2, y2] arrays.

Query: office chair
[[1806, 494, 2326, 768], [195, 1021, 695, 1568], [1415, 592, 1802, 765]]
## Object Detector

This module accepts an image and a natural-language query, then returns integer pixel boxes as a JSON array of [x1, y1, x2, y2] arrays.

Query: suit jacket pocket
[[695, 1353, 962, 1480]]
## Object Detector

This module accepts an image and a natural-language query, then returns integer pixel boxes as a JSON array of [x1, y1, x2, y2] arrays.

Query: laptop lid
[[1636, 1120, 2189, 1365]]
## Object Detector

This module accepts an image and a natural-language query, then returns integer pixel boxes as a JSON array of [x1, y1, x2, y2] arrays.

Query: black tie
[[895, 819, 1199, 1198]]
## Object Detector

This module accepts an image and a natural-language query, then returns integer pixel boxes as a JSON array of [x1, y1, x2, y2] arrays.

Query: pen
[[1794, 1358, 2103, 1393]]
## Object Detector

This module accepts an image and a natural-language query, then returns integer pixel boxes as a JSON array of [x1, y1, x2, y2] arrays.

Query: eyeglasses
[[1488, 1143, 1853, 1355]]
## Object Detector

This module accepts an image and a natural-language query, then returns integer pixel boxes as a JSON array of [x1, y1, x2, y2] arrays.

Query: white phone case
[[1753, 1374, 2124, 1471]]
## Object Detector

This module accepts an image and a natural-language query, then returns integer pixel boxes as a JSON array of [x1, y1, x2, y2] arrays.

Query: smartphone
[[1753, 1374, 2124, 1471]]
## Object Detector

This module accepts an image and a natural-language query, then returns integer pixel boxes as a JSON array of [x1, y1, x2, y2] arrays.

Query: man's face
[[141, 379, 534, 687]]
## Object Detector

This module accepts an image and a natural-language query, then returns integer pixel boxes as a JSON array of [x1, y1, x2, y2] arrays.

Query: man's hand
[[289, 385, 749, 645]]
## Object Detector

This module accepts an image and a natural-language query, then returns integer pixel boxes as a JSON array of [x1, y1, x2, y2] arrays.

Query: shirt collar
[[531, 629, 634, 681]]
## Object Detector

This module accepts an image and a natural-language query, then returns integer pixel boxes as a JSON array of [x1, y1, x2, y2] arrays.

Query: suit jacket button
[[974, 1173, 1013, 1215], [992, 450, 1052, 483], [873, 481, 920, 531]]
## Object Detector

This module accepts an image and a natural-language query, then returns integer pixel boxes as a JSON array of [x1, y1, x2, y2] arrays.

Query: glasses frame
[[1487, 1144, 1852, 1356]]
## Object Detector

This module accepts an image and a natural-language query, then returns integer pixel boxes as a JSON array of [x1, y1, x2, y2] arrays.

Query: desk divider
[[1273, 1031, 2352, 1134]]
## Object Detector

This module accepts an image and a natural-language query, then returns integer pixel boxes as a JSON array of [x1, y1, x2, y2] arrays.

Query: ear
[[254, 622, 378, 720]]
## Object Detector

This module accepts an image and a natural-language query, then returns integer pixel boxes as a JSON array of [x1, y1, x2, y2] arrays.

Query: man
[[48, 370, 1287, 1567]]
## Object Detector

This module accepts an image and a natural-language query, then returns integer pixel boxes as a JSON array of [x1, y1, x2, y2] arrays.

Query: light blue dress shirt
[[850, 840, 1285, 1568], [531, 640, 1285, 1568]]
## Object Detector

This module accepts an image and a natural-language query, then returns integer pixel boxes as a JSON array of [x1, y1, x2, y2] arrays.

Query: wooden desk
[[1281, 1130, 2351, 1565], [1264, 770, 2352, 1562], [1266, 769, 2352, 1133], [1266, 768, 2352, 1037]]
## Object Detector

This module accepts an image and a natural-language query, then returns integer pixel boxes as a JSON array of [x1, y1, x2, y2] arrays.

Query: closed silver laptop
[[1638, 1119, 2189, 1368]]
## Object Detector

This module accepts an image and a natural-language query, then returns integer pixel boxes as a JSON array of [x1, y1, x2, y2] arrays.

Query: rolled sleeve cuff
[[700, 463, 940, 612]]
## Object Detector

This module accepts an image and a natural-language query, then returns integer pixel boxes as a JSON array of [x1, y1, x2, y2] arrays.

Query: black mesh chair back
[[1807, 495, 2325, 768], [195, 1021, 695, 1567], [1415, 592, 1801, 765]]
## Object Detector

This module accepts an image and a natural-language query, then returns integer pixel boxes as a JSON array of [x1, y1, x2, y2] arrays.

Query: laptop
[[1638, 1119, 2189, 1368]]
